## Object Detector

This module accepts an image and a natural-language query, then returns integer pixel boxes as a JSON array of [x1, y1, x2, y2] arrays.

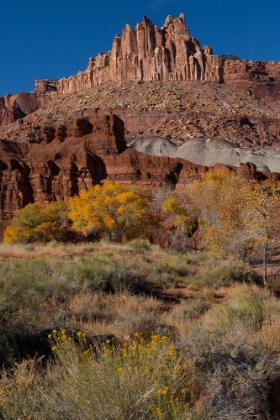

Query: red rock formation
[[34, 79, 59, 94], [0, 114, 206, 233], [2, 14, 280, 131], [224, 59, 280, 101], [0, 91, 57, 127], [54, 14, 280, 102], [0, 114, 277, 238], [57, 14, 223, 95]]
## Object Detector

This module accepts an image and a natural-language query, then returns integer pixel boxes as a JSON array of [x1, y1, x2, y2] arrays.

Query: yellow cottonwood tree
[[189, 171, 253, 257], [68, 180, 158, 242], [4, 200, 69, 244], [189, 170, 280, 285], [162, 194, 198, 251], [245, 180, 280, 285]]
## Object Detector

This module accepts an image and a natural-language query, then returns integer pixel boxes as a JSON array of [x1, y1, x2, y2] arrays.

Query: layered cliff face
[[57, 14, 223, 95], [0, 114, 205, 231], [0, 113, 274, 234], [0, 91, 57, 128], [224, 60, 280, 102]]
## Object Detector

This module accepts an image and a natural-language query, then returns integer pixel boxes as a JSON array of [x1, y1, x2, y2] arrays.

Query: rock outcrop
[[57, 14, 223, 95], [1, 14, 280, 131], [0, 91, 56, 128], [34, 79, 59, 94], [54, 14, 280, 99], [224, 59, 280, 102], [128, 137, 280, 173], [0, 114, 277, 236], [0, 114, 206, 233]]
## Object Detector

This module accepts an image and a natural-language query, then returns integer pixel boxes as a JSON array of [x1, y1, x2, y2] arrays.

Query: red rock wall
[[34, 80, 59, 94], [224, 59, 280, 101], [0, 114, 206, 231], [0, 114, 277, 236], [0, 91, 57, 127]]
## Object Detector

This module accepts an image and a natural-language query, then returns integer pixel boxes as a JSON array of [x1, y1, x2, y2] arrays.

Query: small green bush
[[191, 260, 255, 289], [129, 239, 151, 253]]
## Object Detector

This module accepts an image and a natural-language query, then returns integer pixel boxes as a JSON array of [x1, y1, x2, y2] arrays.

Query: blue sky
[[1, 0, 279, 96]]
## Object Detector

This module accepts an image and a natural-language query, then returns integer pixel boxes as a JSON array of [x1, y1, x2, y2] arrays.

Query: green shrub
[[171, 298, 210, 321], [129, 239, 151, 253], [191, 260, 255, 289], [219, 53, 241, 61]]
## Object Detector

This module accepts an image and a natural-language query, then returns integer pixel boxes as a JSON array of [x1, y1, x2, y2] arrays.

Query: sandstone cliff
[[0, 90, 57, 128], [54, 14, 280, 101], [1, 13, 280, 131], [224, 59, 280, 102], [57, 14, 223, 95], [0, 114, 277, 236], [0, 114, 204, 231]]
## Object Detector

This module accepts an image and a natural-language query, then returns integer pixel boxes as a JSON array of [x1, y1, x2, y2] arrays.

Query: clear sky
[[1, 0, 279, 96]]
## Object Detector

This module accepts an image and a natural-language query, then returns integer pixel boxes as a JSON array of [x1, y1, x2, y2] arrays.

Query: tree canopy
[[189, 170, 280, 284], [162, 192, 198, 251], [4, 200, 69, 244], [68, 180, 158, 242]]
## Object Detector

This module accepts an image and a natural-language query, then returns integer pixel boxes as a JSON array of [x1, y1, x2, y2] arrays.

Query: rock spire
[[57, 14, 223, 95]]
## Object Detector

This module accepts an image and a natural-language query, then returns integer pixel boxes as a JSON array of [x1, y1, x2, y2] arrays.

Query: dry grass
[[0, 241, 279, 418], [255, 318, 280, 348], [0, 242, 96, 261], [68, 292, 161, 317]]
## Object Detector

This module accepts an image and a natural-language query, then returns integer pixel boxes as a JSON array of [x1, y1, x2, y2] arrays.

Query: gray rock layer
[[128, 137, 280, 173]]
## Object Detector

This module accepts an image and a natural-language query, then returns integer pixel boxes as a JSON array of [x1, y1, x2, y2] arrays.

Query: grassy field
[[0, 241, 279, 419]]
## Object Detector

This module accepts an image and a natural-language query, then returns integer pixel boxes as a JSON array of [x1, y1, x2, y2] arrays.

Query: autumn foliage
[[4, 200, 69, 244], [189, 170, 280, 284], [68, 180, 158, 242]]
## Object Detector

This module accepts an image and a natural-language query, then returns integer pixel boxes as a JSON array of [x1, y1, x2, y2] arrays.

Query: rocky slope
[[1, 80, 279, 147]]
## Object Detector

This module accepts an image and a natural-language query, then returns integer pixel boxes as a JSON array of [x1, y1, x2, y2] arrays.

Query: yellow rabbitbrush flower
[[1, 332, 199, 420]]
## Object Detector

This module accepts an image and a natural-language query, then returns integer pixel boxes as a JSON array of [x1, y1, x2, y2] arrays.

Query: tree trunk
[[263, 242, 267, 287]]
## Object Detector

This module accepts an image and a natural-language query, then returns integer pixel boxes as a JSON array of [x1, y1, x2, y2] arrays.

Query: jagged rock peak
[[56, 14, 223, 95]]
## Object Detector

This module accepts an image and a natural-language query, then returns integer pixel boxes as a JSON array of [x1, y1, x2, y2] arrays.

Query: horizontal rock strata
[[0, 114, 275, 235], [0, 91, 57, 128]]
